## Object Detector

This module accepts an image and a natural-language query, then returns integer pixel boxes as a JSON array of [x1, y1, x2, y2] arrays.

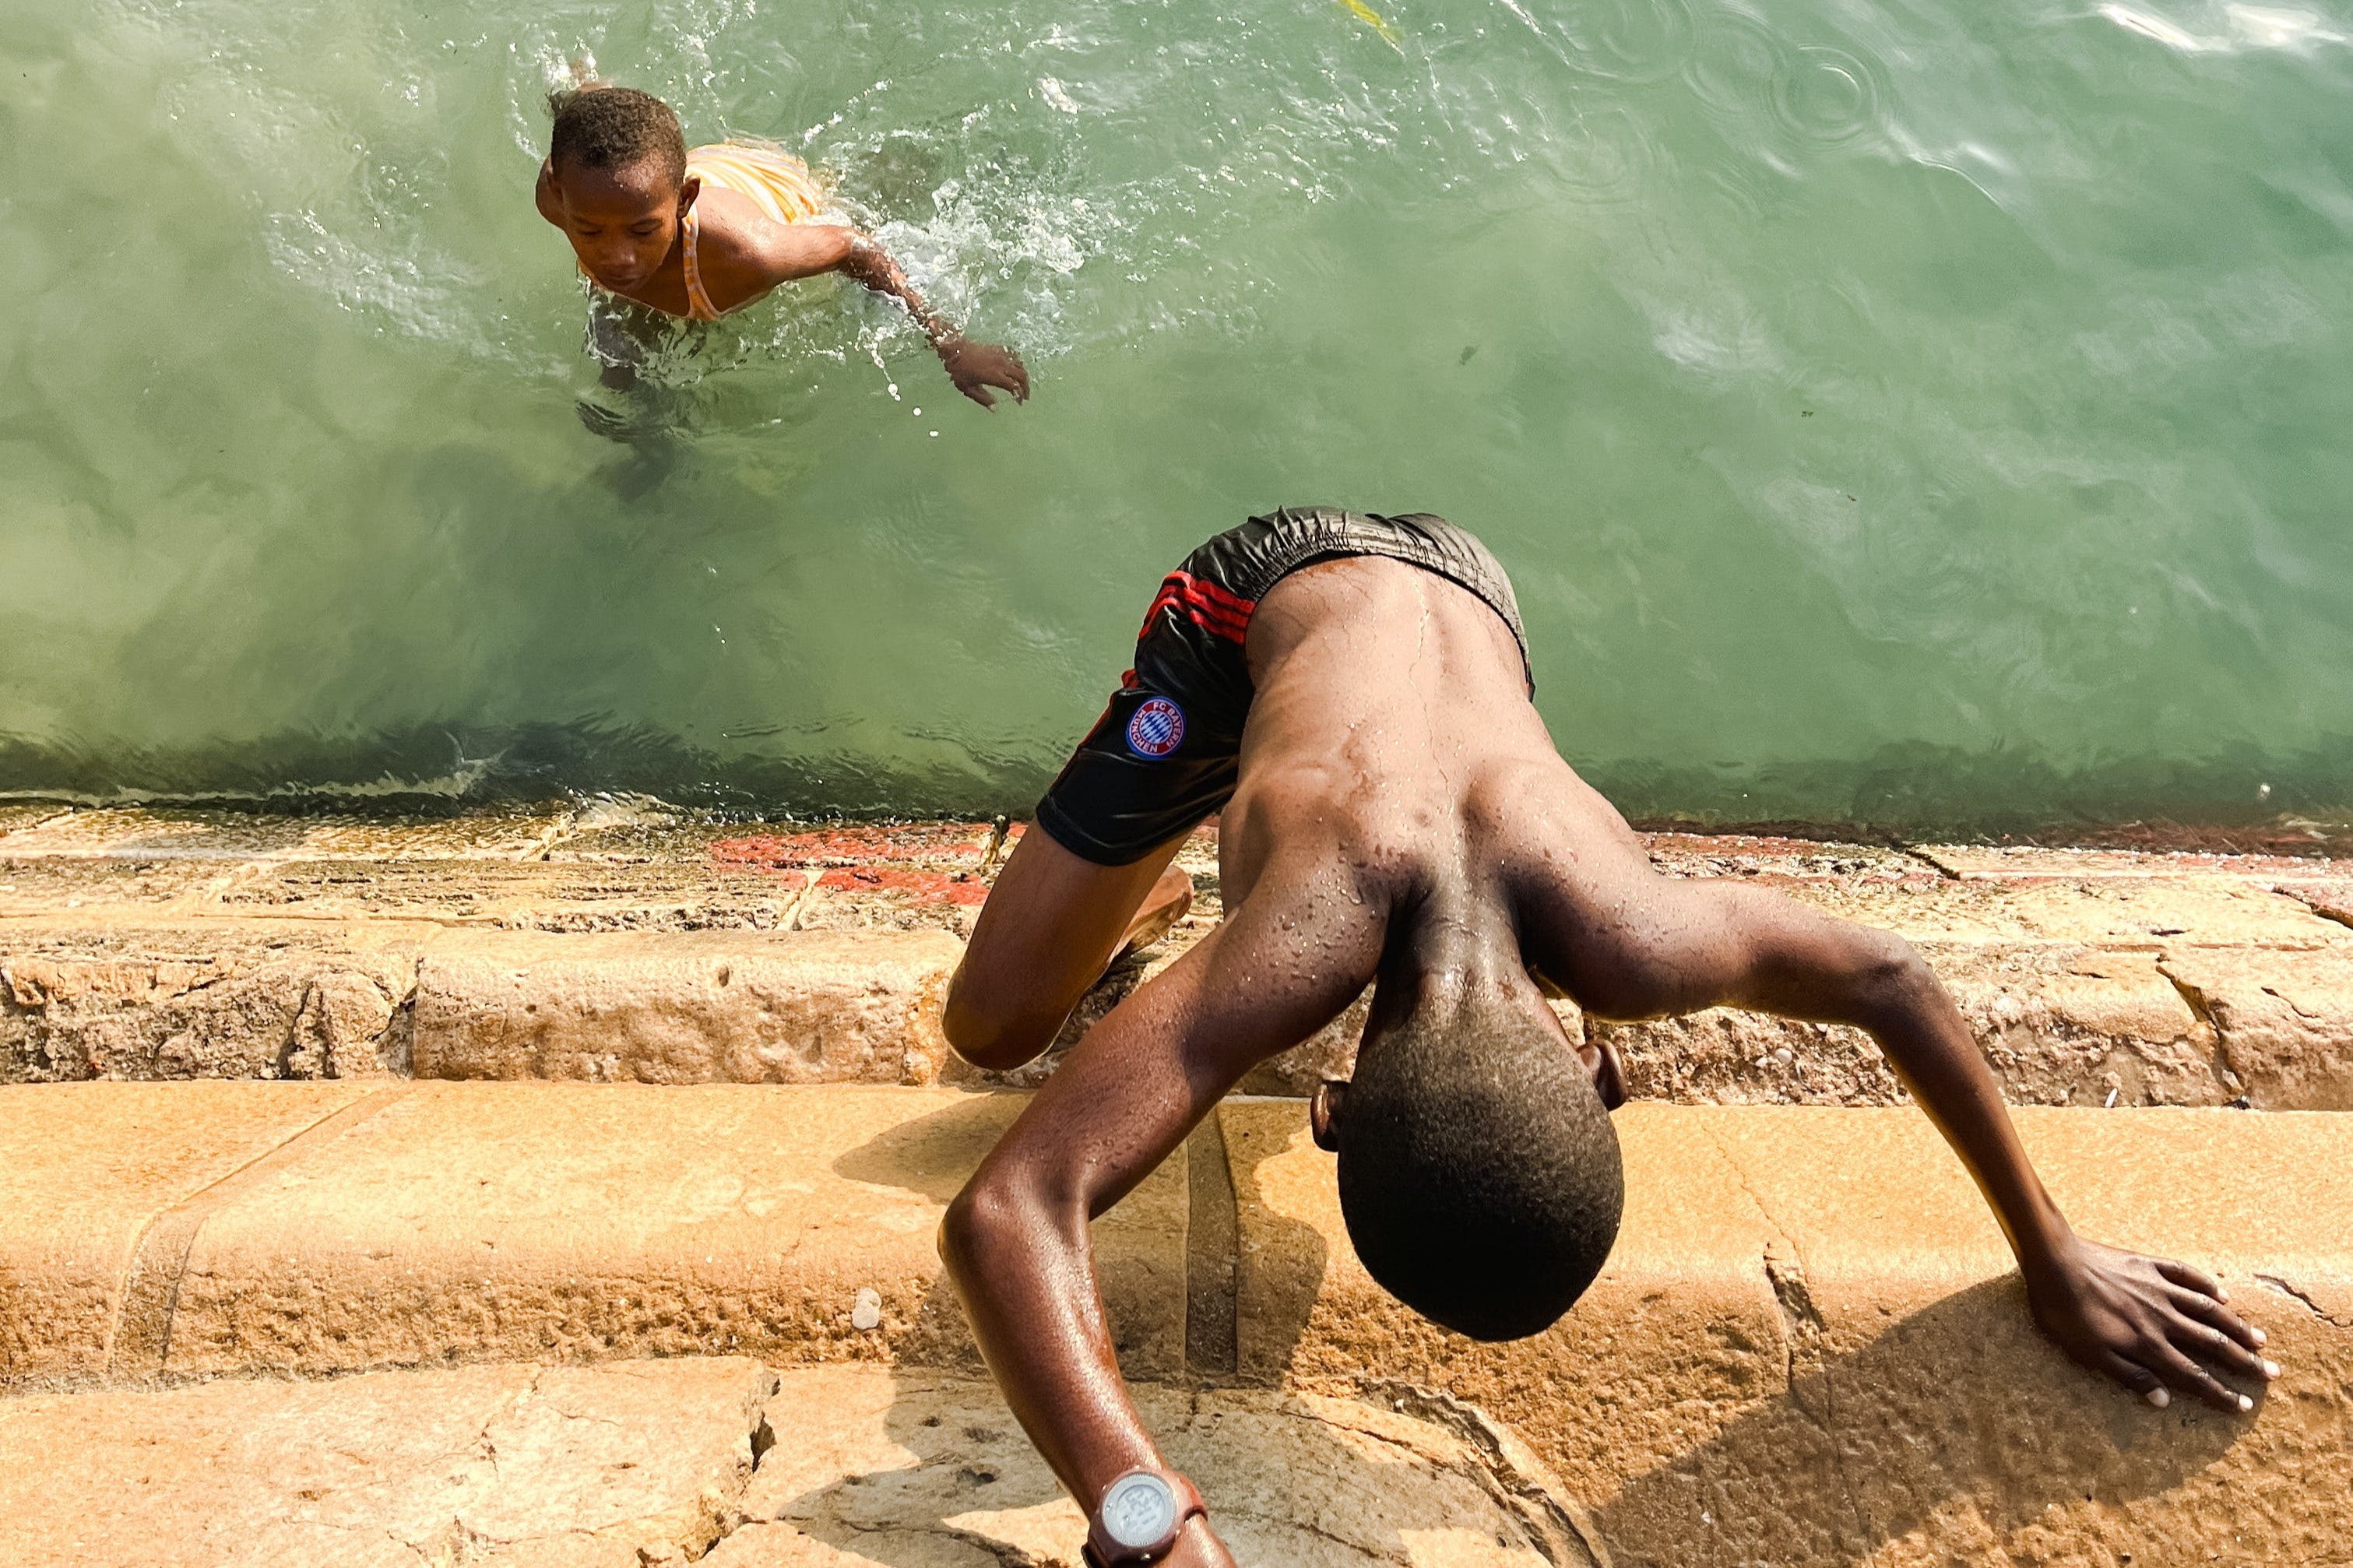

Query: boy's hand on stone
[[937, 337, 1030, 409], [2026, 1235, 2278, 1412]]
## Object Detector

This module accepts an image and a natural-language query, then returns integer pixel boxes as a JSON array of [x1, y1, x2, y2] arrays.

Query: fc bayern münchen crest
[[1126, 697, 1185, 758]]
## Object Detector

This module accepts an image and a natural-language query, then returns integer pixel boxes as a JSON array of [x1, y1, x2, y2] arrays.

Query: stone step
[[5, 911, 2350, 1108], [9, 810, 2351, 1107], [0, 1362, 1591, 1568], [0, 1357, 778, 1567], [1, 1082, 2345, 1563], [0, 1082, 1184, 1390], [1223, 1098, 2353, 1566]]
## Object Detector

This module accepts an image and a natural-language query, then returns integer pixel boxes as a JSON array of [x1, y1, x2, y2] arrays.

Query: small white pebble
[[2146, 1387, 2170, 1408], [851, 1286, 883, 1331], [911, 407, 921, 416], [2105, 1088, 2119, 1109], [930, 431, 939, 437]]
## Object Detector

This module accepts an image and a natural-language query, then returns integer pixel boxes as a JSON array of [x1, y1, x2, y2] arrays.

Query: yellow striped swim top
[[681, 142, 828, 320]]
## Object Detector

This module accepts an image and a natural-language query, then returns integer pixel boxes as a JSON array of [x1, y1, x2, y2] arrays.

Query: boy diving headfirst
[[938, 508, 2277, 1566], [536, 79, 1029, 410]]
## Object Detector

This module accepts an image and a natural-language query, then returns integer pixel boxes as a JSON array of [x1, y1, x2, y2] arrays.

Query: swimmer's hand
[[2025, 1234, 2278, 1412], [936, 336, 1029, 410]]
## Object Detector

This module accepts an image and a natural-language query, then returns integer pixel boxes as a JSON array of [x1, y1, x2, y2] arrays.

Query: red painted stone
[[815, 866, 991, 905], [709, 824, 992, 870]]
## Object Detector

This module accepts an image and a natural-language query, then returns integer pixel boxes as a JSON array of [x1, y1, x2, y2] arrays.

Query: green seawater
[[3, 0, 2351, 830]]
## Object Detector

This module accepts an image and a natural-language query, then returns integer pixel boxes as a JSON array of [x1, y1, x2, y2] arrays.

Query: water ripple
[[1550, 0, 1697, 83], [1770, 44, 1883, 147]]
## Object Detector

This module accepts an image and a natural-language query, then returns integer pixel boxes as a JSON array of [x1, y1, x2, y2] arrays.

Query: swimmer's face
[[550, 156, 695, 292]]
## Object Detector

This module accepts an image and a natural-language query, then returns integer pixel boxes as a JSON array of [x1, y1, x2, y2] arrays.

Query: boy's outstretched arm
[[1539, 873, 2281, 1412], [940, 861, 1382, 1568], [751, 223, 1029, 409], [1824, 944, 2277, 1410]]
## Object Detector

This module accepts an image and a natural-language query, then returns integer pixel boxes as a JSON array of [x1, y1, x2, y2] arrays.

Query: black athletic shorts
[[1033, 507, 1532, 866]]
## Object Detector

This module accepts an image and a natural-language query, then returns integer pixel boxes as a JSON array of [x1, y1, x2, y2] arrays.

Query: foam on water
[[2, 0, 2351, 829]]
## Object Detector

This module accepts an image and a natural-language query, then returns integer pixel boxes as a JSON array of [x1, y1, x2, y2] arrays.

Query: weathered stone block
[[412, 931, 960, 1085], [1222, 1099, 2353, 1566], [0, 1081, 381, 1384], [716, 1367, 1602, 1566], [0, 952, 409, 1082], [0, 1356, 777, 1566], [153, 1085, 1185, 1382], [1597, 947, 2231, 1108], [2161, 945, 2353, 1109]]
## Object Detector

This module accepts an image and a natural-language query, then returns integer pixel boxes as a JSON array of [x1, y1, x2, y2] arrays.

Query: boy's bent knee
[[941, 964, 1062, 1073]]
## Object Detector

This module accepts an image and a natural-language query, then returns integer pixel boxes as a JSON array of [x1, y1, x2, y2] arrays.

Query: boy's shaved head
[[1333, 983, 1623, 1342], [549, 86, 688, 189]]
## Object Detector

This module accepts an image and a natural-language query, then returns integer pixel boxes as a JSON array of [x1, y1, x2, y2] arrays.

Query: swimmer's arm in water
[[940, 863, 1383, 1568], [585, 287, 658, 393], [737, 221, 1030, 410]]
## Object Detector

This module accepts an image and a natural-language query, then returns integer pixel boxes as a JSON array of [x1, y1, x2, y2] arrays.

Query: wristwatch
[[1081, 1466, 1207, 1565]]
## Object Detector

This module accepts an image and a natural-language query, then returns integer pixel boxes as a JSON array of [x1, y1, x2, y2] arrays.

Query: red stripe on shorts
[[1141, 571, 1257, 644]]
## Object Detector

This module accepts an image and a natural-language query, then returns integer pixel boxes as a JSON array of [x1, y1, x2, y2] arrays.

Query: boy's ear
[[679, 174, 702, 213]]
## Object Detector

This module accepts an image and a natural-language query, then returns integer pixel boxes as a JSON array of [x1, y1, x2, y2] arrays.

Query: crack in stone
[[649, 1367, 783, 1565], [2154, 955, 2248, 1097], [106, 1086, 406, 1376], [1888, 842, 1963, 881], [2157, 958, 2218, 1033], [832, 1514, 1046, 1566], [2256, 1274, 2353, 1327], [1760, 1244, 1872, 1551], [1357, 1379, 1614, 1568], [2277, 884, 2353, 932], [1698, 1123, 1875, 1556]]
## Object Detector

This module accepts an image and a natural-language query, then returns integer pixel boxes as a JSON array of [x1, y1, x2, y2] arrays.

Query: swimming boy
[[536, 82, 1028, 409], [937, 508, 2277, 1566]]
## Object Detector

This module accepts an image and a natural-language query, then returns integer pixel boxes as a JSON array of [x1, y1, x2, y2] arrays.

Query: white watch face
[[1101, 1472, 1180, 1549]]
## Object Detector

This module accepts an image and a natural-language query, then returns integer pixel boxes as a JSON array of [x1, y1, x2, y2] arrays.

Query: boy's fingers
[[2097, 1351, 2165, 1405], [2146, 1340, 2254, 1413], [2164, 1312, 2270, 1382], [2165, 1286, 2267, 1353], [2154, 1257, 2225, 1301]]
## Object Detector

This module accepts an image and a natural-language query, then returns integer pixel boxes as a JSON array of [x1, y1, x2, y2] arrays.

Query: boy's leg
[[943, 826, 1191, 1071]]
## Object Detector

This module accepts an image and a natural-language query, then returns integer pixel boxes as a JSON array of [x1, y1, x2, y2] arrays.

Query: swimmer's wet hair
[[1335, 987, 1623, 1342], [548, 85, 688, 188]]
